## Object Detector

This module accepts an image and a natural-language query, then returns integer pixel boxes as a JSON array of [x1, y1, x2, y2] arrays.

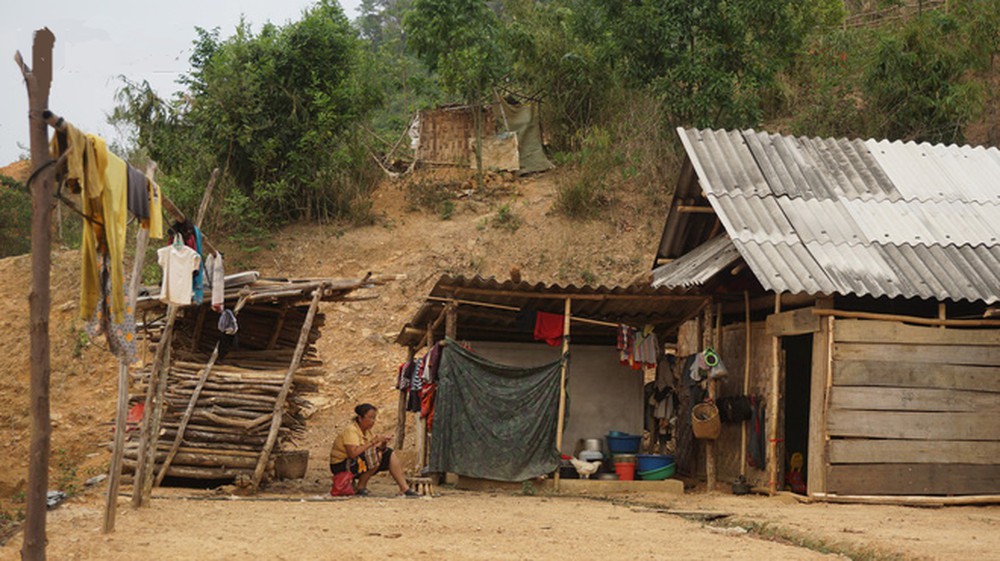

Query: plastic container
[[614, 462, 636, 481], [578, 450, 604, 462], [606, 433, 641, 454], [612, 454, 636, 464], [638, 462, 676, 481], [636, 454, 674, 473]]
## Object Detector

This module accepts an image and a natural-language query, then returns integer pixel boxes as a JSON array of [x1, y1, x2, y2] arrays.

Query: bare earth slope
[[1, 168, 998, 559]]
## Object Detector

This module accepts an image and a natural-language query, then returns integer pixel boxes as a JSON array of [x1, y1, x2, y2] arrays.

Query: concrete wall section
[[472, 342, 644, 456]]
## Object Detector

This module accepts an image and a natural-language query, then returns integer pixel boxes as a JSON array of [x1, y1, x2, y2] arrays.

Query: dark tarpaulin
[[428, 338, 564, 482]]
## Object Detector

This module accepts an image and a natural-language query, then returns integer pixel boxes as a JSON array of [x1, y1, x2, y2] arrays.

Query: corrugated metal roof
[[651, 235, 741, 289], [672, 128, 1000, 303], [396, 275, 707, 346]]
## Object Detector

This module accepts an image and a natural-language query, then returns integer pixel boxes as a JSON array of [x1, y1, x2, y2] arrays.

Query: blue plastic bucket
[[606, 433, 641, 454]]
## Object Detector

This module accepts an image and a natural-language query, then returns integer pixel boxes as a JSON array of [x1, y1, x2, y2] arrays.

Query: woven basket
[[692, 402, 721, 440]]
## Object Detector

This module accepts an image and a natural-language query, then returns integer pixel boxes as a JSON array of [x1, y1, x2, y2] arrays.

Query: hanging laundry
[[188, 225, 206, 305], [126, 164, 149, 221], [208, 252, 225, 311], [616, 324, 658, 370], [533, 311, 564, 346], [515, 303, 538, 333], [85, 254, 138, 364], [157, 235, 202, 305], [146, 176, 163, 239], [217, 307, 239, 359]]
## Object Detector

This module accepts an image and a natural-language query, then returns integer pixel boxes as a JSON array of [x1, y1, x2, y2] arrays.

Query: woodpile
[[124, 273, 402, 486], [124, 304, 324, 480]]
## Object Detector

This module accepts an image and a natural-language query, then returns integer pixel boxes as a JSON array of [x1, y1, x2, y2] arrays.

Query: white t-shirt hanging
[[157, 239, 202, 306], [211, 252, 225, 310]]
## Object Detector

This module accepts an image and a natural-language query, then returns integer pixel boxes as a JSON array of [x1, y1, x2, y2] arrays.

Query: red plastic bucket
[[614, 462, 635, 481]]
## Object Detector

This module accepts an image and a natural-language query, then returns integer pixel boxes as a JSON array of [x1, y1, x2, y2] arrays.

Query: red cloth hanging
[[534, 311, 564, 346]]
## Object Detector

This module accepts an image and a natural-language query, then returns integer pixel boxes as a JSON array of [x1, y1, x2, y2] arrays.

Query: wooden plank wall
[[826, 319, 1000, 496], [717, 321, 775, 489], [416, 107, 496, 165]]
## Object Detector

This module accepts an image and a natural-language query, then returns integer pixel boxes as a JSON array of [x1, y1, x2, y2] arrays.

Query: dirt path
[[3, 480, 997, 560]]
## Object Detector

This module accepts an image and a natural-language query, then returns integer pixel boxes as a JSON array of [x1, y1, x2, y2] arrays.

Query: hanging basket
[[692, 402, 721, 440]]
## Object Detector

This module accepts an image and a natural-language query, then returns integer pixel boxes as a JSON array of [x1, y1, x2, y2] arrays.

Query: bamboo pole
[[768, 293, 782, 495], [740, 291, 751, 478], [810, 308, 1000, 327], [104, 224, 149, 532], [438, 286, 706, 301], [426, 296, 619, 328], [16, 28, 56, 561], [251, 286, 324, 488], [705, 303, 716, 493], [394, 345, 415, 450], [554, 298, 571, 492]]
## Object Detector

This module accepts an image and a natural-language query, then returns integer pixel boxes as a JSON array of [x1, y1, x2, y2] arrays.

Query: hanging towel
[[146, 177, 163, 238], [126, 164, 149, 220], [533, 311, 564, 346]]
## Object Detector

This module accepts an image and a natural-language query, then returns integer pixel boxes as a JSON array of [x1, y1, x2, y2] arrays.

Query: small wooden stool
[[409, 476, 434, 496]]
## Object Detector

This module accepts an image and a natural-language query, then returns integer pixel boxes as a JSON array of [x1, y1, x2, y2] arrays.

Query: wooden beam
[[394, 345, 415, 450], [812, 493, 1000, 506], [765, 308, 821, 337], [768, 293, 781, 495], [813, 308, 1000, 328], [807, 315, 832, 498], [677, 205, 715, 214], [740, 291, 751, 478], [833, 318, 1000, 346], [554, 298, 571, 491], [426, 295, 621, 328], [17, 28, 56, 561], [251, 286, 324, 489], [440, 286, 705, 301], [827, 410, 998, 440], [833, 361, 1000, 392]]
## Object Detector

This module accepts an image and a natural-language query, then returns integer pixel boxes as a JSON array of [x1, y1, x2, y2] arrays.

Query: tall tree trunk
[[16, 27, 56, 561], [474, 92, 484, 192]]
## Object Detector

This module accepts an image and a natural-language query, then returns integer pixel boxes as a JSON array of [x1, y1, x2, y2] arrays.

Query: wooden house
[[651, 128, 1000, 500]]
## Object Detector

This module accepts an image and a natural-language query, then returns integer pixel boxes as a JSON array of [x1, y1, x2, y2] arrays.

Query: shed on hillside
[[651, 127, 1000, 500], [393, 275, 705, 487], [414, 96, 554, 174]]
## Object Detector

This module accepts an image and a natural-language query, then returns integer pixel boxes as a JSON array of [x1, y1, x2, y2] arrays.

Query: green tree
[[864, 11, 983, 143], [111, 0, 381, 234], [405, 0, 510, 187]]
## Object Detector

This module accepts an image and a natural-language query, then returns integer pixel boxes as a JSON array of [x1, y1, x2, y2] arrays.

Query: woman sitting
[[329, 403, 418, 497]]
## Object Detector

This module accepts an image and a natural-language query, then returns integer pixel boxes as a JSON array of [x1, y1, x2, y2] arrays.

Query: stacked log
[[124, 303, 324, 481]]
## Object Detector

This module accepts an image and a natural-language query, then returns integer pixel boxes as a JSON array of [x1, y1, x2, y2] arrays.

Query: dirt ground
[[1, 165, 998, 560], [2, 479, 997, 560]]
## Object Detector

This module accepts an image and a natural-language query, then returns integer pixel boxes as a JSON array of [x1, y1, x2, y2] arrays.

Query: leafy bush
[[0, 175, 31, 258]]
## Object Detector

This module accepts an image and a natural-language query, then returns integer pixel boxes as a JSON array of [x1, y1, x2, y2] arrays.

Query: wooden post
[[807, 306, 833, 497], [104, 225, 149, 532], [16, 28, 56, 561], [554, 298, 571, 491], [768, 293, 782, 495], [141, 337, 171, 504], [394, 345, 415, 450], [740, 291, 751, 478], [251, 287, 324, 489], [704, 303, 716, 493], [938, 302, 946, 329], [132, 307, 177, 507]]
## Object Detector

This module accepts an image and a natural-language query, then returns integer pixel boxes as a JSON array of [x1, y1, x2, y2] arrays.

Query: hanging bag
[[692, 402, 722, 440]]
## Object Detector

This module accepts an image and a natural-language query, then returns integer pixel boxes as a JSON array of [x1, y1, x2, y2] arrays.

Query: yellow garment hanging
[[102, 151, 128, 322], [145, 177, 164, 239]]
